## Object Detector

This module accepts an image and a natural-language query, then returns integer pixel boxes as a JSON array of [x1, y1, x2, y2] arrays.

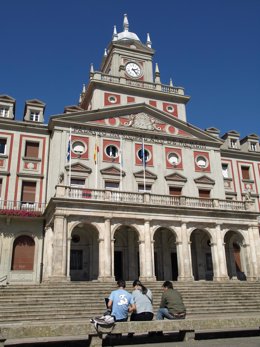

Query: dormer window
[[30, 111, 40, 122], [0, 107, 9, 118], [250, 142, 257, 152], [230, 139, 238, 149]]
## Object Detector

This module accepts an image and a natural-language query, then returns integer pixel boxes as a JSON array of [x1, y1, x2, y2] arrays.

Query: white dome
[[117, 31, 140, 41]]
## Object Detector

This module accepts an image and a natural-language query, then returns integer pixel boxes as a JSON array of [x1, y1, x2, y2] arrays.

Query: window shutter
[[241, 167, 250, 180], [21, 182, 36, 202], [169, 187, 182, 196], [25, 142, 39, 158], [199, 189, 210, 198], [11, 236, 35, 270]]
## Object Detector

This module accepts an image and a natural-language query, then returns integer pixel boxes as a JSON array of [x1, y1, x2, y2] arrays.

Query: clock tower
[[80, 14, 190, 123], [100, 14, 154, 83]]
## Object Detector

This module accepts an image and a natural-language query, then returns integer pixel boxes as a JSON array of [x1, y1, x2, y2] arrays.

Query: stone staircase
[[1, 281, 260, 323]]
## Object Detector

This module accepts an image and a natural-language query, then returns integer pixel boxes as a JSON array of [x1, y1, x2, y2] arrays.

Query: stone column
[[42, 226, 53, 281], [178, 223, 193, 281], [101, 218, 114, 281], [51, 215, 68, 281], [138, 240, 145, 279], [98, 237, 104, 280], [251, 225, 260, 279], [140, 221, 156, 281], [66, 235, 71, 280], [213, 225, 228, 281]]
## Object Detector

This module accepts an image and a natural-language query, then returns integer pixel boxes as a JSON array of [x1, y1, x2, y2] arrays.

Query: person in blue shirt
[[108, 279, 134, 322]]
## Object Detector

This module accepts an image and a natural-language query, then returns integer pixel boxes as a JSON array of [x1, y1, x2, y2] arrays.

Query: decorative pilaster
[[98, 218, 114, 281]]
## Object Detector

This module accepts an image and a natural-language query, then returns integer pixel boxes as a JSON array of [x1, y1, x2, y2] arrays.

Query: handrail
[[0, 201, 45, 216], [93, 71, 185, 95], [63, 186, 250, 212]]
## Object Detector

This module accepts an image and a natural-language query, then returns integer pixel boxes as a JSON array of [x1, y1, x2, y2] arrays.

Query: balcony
[[90, 71, 185, 96], [55, 186, 252, 212], [0, 200, 46, 217]]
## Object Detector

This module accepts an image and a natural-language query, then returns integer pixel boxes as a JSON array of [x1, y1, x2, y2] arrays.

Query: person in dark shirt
[[156, 280, 186, 320]]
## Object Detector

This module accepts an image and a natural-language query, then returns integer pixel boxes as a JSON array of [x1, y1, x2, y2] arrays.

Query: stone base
[[46, 276, 70, 282], [139, 276, 157, 282], [97, 276, 115, 282], [177, 276, 194, 282]]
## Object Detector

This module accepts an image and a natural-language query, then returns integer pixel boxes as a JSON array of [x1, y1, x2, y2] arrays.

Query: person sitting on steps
[[156, 280, 186, 320], [107, 279, 134, 322], [130, 279, 154, 321]]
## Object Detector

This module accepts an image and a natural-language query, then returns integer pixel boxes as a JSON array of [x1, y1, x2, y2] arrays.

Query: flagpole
[[95, 133, 98, 189], [68, 128, 72, 186], [142, 138, 146, 192], [120, 136, 123, 191]]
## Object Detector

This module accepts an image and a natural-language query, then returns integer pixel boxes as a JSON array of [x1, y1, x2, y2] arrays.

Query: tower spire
[[155, 63, 161, 84], [112, 25, 118, 41], [146, 33, 152, 48], [123, 14, 129, 32]]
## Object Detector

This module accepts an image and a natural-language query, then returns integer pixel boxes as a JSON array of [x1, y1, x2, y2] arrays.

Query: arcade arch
[[224, 230, 247, 280], [153, 227, 178, 281], [113, 225, 139, 281], [190, 229, 213, 281], [70, 223, 99, 281]]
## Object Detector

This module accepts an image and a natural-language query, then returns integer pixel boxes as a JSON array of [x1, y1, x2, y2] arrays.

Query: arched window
[[11, 235, 35, 271]]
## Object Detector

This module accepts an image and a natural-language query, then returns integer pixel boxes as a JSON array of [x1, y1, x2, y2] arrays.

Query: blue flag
[[67, 139, 71, 162]]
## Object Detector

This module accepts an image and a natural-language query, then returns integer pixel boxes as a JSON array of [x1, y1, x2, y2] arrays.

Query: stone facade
[[0, 15, 260, 284]]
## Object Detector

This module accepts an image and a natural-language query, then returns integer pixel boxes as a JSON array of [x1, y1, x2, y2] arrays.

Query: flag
[[141, 139, 146, 168], [94, 136, 99, 164], [67, 135, 71, 162]]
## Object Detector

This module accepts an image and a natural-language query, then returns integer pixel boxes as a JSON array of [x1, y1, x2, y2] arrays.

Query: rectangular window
[[230, 139, 238, 149], [169, 186, 182, 196], [105, 181, 119, 190], [0, 178, 2, 199], [241, 166, 250, 180], [222, 163, 229, 178], [199, 189, 210, 198], [250, 142, 257, 151], [0, 138, 7, 154], [30, 111, 40, 122], [71, 178, 85, 186], [25, 141, 39, 158], [21, 181, 36, 203], [0, 107, 9, 117], [138, 184, 151, 193]]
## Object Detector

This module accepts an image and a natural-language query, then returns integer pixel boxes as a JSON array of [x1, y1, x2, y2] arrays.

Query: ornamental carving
[[124, 113, 161, 131]]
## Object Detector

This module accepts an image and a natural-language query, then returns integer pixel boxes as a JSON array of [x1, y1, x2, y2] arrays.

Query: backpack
[[90, 313, 116, 332]]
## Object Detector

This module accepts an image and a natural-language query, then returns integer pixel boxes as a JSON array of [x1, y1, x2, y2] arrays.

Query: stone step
[[1, 281, 260, 324]]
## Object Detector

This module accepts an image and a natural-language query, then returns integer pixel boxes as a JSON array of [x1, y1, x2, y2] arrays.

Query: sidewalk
[[121, 336, 260, 347]]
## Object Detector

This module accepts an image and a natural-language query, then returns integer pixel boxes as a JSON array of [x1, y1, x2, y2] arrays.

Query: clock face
[[125, 62, 142, 78]]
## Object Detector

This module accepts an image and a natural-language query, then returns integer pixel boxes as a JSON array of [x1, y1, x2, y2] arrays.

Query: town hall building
[[0, 15, 260, 285]]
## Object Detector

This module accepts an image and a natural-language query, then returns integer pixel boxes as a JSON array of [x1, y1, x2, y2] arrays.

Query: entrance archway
[[114, 225, 139, 281], [224, 230, 247, 280], [154, 227, 178, 281], [70, 223, 99, 281], [190, 229, 213, 280]]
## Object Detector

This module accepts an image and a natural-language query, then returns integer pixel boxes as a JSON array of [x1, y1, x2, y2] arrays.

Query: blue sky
[[1, 0, 259, 138]]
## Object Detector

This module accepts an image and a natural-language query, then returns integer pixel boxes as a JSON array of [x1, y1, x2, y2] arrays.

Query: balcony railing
[[91, 71, 185, 96], [54, 186, 252, 212], [0, 200, 46, 217]]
